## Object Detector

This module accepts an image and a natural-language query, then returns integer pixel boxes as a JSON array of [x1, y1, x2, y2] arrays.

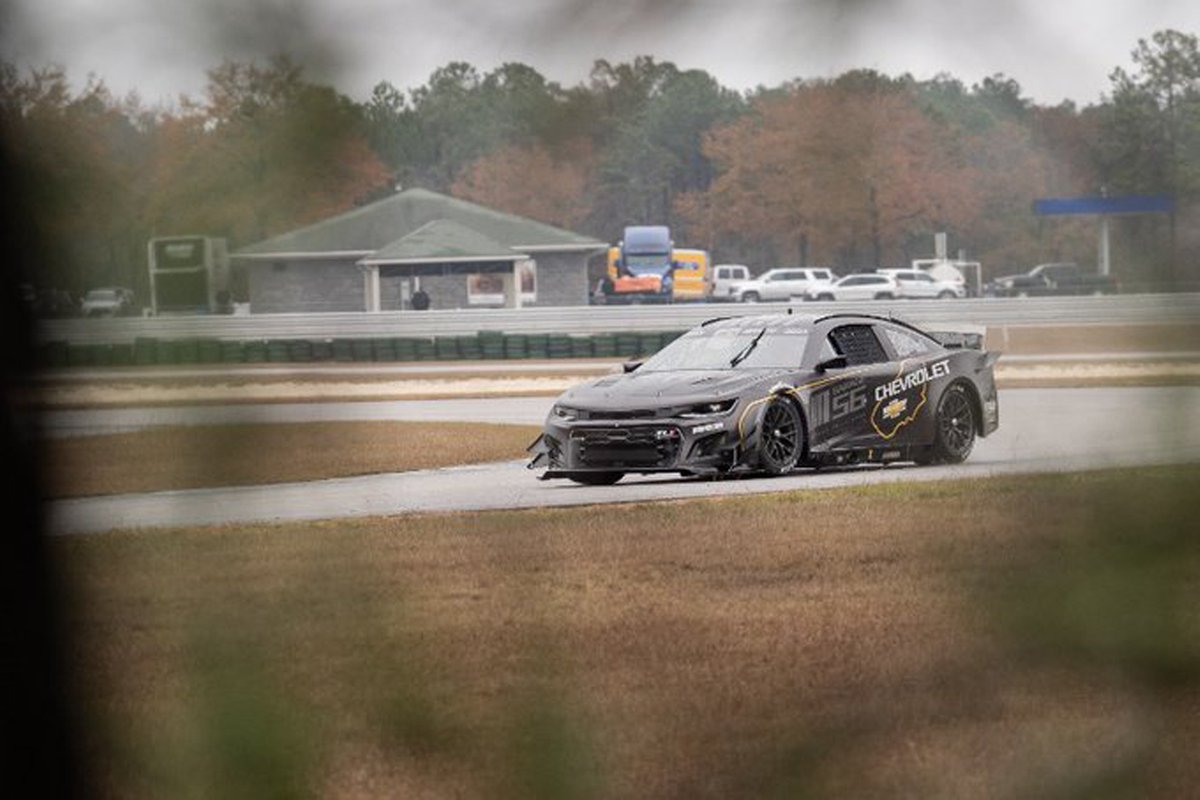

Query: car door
[[806, 323, 896, 453], [868, 322, 950, 447], [758, 270, 785, 300], [902, 273, 937, 298], [834, 277, 862, 300], [848, 276, 883, 301]]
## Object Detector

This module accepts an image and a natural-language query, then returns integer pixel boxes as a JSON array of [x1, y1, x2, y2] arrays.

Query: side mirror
[[815, 355, 848, 373], [622, 360, 643, 373]]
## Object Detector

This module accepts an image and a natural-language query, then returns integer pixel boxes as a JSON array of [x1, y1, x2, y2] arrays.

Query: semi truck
[[597, 226, 708, 303]]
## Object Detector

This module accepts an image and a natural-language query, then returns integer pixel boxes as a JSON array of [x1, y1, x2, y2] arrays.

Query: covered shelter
[[233, 187, 606, 312]]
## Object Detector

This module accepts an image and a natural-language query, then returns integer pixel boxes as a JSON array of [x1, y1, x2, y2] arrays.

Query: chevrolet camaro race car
[[527, 313, 999, 484]]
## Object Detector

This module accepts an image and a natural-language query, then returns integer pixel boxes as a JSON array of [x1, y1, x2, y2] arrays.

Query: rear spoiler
[[925, 325, 986, 351]]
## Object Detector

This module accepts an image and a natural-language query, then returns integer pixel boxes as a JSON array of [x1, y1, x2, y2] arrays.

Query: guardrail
[[36, 293, 1200, 345]]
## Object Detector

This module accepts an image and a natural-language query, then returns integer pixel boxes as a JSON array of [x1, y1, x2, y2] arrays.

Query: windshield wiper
[[729, 328, 766, 368]]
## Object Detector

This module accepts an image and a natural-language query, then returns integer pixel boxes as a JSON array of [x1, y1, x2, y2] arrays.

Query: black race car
[[527, 313, 999, 484]]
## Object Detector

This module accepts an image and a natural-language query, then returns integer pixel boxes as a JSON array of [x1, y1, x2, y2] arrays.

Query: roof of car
[[698, 312, 922, 335]]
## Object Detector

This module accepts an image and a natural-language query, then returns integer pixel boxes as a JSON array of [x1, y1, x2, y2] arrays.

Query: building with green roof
[[233, 187, 606, 312]]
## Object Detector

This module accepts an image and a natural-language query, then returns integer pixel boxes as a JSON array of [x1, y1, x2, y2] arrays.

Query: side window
[[828, 325, 889, 366], [881, 325, 937, 358]]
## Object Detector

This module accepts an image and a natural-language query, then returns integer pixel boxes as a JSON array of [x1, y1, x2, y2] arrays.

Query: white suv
[[707, 264, 751, 301], [734, 268, 836, 302], [803, 273, 900, 301], [877, 269, 964, 299]]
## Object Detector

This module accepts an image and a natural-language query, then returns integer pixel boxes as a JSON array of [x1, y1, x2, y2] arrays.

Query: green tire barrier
[[43, 330, 690, 368], [311, 340, 334, 361], [456, 335, 483, 360], [413, 338, 437, 361], [434, 336, 460, 361], [220, 340, 245, 363], [243, 341, 268, 363], [371, 338, 395, 362], [197, 340, 222, 363]]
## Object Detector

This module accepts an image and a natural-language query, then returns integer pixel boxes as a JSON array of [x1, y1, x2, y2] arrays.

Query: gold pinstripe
[[735, 365, 876, 444]]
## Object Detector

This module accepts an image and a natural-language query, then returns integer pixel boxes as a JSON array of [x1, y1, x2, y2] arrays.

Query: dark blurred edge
[[1, 114, 84, 795]]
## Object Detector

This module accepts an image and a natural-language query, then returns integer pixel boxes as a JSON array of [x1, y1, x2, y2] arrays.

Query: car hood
[[556, 368, 804, 411]]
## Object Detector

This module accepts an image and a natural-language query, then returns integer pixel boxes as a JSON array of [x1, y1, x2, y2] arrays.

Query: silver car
[[80, 287, 135, 317]]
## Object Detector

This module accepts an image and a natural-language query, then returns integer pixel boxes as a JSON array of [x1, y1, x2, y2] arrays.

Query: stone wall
[[249, 251, 596, 312], [248, 259, 364, 313]]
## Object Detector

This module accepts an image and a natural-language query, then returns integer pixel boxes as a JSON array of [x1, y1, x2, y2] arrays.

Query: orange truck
[[598, 226, 708, 303]]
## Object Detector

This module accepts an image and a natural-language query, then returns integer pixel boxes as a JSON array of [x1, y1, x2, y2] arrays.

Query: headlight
[[677, 399, 737, 418], [552, 405, 580, 421]]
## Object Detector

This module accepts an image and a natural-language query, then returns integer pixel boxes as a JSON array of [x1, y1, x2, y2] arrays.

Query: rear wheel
[[757, 398, 803, 475], [567, 472, 624, 486], [741, 291, 760, 303], [924, 383, 976, 464], [874, 292, 895, 300], [938, 290, 956, 299]]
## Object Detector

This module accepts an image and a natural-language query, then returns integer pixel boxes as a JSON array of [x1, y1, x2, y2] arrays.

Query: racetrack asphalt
[[45, 386, 1200, 535]]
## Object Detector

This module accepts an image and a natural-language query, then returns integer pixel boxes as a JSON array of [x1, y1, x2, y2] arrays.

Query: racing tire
[[741, 291, 760, 303], [757, 398, 803, 475], [567, 472, 624, 486], [924, 383, 976, 465]]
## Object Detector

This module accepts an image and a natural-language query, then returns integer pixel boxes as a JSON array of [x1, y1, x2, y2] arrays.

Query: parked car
[[985, 263, 1119, 297], [803, 273, 900, 301], [877, 269, 964, 299], [80, 287, 135, 317], [733, 267, 836, 302], [707, 263, 752, 301]]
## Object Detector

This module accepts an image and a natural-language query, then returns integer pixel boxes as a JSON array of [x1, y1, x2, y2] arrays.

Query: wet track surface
[[46, 386, 1200, 534]]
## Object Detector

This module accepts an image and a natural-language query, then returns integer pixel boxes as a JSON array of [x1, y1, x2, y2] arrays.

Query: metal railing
[[38, 293, 1200, 345]]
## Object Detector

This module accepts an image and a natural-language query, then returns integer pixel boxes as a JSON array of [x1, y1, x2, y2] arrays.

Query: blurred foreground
[[57, 467, 1199, 799]]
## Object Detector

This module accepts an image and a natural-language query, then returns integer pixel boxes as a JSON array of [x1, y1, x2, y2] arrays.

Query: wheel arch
[[783, 391, 812, 461], [946, 377, 985, 436]]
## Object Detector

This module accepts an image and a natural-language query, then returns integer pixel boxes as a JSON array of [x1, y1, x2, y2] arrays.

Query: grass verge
[[44, 421, 541, 498], [56, 466, 1200, 798]]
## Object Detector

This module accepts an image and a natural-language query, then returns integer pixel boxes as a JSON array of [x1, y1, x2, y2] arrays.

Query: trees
[[584, 60, 743, 241], [147, 56, 391, 245], [679, 80, 983, 269], [1100, 30, 1200, 281], [451, 142, 592, 230], [0, 65, 149, 293]]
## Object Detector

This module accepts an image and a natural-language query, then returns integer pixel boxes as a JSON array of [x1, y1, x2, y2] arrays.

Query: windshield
[[639, 328, 808, 371], [623, 253, 672, 276]]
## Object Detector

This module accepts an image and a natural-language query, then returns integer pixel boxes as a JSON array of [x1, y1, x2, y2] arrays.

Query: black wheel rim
[[939, 389, 975, 456], [762, 403, 799, 466]]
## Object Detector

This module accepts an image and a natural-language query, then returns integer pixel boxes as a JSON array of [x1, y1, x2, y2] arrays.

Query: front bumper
[[527, 416, 741, 477]]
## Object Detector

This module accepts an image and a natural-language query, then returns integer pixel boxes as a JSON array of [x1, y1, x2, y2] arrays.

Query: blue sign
[[1033, 195, 1174, 216]]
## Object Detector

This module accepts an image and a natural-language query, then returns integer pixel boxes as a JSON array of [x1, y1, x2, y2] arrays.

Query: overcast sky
[[4, 0, 1199, 107]]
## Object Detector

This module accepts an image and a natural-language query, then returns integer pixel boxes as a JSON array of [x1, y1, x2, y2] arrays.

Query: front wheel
[[567, 472, 624, 486], [757, 398, 803, 475], [874, 292, 895, 300], [925, 383, 976, 464], [740, 291, 760, 303], [938, 290, 956, 299]]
